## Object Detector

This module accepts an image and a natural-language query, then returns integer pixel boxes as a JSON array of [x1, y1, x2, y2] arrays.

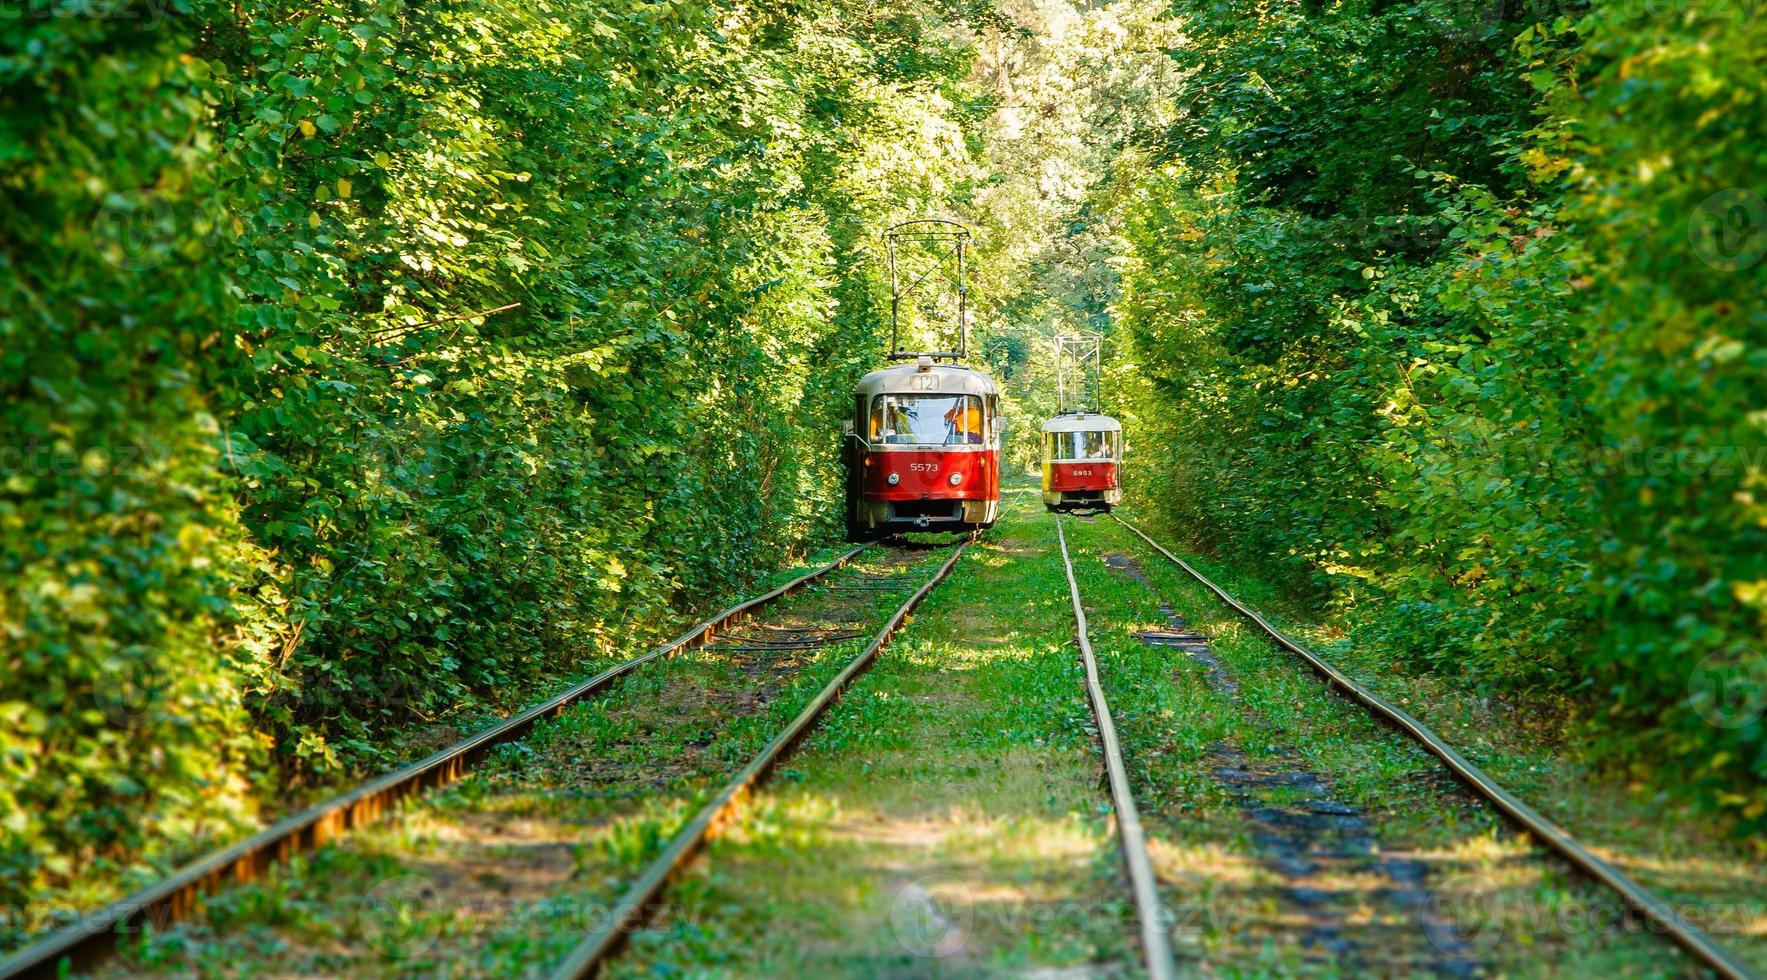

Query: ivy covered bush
[[1, 0, 990, 935], [1120, 0, 1767, 827]]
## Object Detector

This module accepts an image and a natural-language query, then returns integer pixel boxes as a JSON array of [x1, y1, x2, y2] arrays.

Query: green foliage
[[1, 0, 268, 922], [1120, 0, 1767, 827], [1, 0, 991, 937], [1542, 0, 1767, 824], [965, 0, 1183, 469]]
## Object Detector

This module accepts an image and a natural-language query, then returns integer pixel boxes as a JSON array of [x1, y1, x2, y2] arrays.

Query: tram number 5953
[[1071, 469, 1092, 476], [909, 462, 940, 473]]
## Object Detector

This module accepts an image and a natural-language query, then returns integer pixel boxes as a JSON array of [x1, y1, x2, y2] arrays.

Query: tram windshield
[[1046, 429, 1120, 461], [870, 394, 985, 445]]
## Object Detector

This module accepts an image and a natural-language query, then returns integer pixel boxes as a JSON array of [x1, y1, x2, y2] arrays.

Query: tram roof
[[1041, 412, 1122, 433], [856, 360, 1000, 398]]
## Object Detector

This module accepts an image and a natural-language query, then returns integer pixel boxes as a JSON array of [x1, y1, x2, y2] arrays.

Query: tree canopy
[[4, 0, 1764, 945]]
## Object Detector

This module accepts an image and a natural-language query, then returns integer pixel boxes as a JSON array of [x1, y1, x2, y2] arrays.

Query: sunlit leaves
[[1124, 0, 1767, 829], [0, 0, 991, 932]]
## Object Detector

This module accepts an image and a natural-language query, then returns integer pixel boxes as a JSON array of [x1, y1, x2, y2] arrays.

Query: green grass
[[5, 544, 874, 962], [614, 484, 1142, 977], [106, 546, 953, 978], [98, 493, 1765, 977], [1077, 507, 1766, 977]]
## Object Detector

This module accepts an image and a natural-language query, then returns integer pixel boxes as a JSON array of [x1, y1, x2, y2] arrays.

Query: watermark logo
[[1690, 188, 1767, 272], [357, 874, 440, 958], [95, 652, 162, 732], [1427, 873, 1506, 958], [0, 440, 163, 483], [1688, 646, 1767, 729], [890, 875, 972, 958], [91, 190, 181, 272]]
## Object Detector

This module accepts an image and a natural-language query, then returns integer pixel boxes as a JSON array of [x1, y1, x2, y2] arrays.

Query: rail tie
[[1109, 513, 1759, 980]]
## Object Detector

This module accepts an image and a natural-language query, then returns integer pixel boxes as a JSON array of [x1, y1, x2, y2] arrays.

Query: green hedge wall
[[1119, 0, 1767, 828], [1, 0, 989, 937]]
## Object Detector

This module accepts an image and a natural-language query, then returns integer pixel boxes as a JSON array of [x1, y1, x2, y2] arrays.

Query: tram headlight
[[948, 472, 962, 486], [887, 472, 900, 486]]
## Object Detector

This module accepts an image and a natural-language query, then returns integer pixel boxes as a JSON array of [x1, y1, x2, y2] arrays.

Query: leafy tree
[[1, 0, 994, 939], [1117, 0, 1767, 828]]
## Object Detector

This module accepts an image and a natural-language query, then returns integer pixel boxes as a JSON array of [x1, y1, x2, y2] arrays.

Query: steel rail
[[1055, 518, 1177, 980], [0, 543, 872, 980], [550, 539, 973, 979], [1109, 514, 1759, 980]]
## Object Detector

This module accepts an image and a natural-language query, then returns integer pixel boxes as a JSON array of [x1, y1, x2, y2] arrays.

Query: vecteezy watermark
[[1690, 188, 1767, 272], [0, 440, 164, 481], [94, 652, 163, 732], [0, 899, 188, 947], [90, 189, 183, 271], [887, 874, 1231, 959], [357, 874, 441, 957], [1688, 646, 1767, 729]]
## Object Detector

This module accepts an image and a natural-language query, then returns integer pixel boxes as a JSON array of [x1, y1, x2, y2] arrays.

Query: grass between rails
[[320, 539, 874, 799], [4, 542, 867, 958], [614, 485, 1144, 977], [76, 488, 1766, 977], [101, 545, 951, 978], [1071, 509, 1767, 976]]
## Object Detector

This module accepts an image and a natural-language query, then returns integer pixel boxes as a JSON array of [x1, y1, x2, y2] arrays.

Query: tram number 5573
[[909, 462, 940, 473]]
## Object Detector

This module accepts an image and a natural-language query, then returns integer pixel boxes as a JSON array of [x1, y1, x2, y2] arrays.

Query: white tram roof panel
[[856, 360, 1000, 398], [1041, 412, 1123, 434]]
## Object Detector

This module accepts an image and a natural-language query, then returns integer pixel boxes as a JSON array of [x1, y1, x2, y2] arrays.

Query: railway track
[[36, 496, 1746, 977], [548, 537, 973, 977], [0, 541, 909, 979], [1053, 511, 1757, 980], [1054, 518, 1177, 980]]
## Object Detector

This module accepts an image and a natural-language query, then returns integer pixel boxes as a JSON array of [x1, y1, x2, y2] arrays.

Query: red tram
[[845, 219, 1000, 539], [844, 356, 1002, 538], [1042, 412, 1123, 512]]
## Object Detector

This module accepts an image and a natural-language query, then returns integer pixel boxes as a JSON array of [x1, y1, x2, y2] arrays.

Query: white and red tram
[[844, 356, 1002, 539], [1041, 412, 1123, 512]]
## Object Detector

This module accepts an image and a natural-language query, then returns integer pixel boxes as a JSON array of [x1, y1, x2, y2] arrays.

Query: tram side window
[[872, 394, 984, 445]]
